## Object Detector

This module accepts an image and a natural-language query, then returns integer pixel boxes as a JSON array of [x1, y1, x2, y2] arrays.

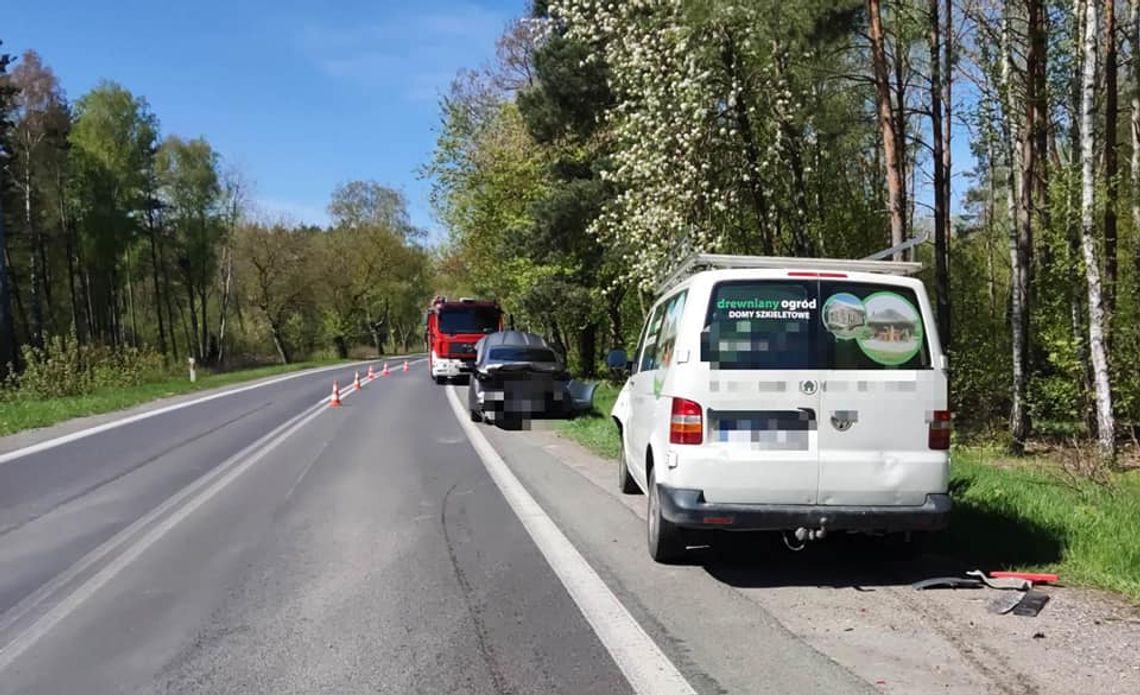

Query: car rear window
[[701, 280, 930, 370], [488, 347, 557, 362]]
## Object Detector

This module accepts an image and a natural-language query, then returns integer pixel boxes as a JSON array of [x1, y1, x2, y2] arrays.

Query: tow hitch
[[782, 525, 828, 551]]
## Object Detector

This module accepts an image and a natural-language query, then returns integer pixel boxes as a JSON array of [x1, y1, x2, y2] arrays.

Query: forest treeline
[[4, 0, 1140, 464], [0, 45, 432, 396], [428, 0, 1139, 462]]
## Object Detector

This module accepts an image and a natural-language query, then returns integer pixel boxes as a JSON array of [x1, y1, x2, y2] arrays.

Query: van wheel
[[433, 376, 446, 385], [469, 408, 482, 422], [647, 467, 686, 563], [618, 442, 640, 494]]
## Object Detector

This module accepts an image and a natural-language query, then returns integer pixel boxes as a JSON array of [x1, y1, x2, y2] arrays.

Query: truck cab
[[425, 296, 503, 384]]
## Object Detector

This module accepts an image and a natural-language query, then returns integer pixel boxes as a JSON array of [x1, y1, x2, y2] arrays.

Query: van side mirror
[[605, 349, 629, 371], [938, 354, 949, 371]]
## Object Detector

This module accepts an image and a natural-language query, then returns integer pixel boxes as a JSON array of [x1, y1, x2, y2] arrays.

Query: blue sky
[[6, 0, 526, 239], [7, 0, 971, 244]]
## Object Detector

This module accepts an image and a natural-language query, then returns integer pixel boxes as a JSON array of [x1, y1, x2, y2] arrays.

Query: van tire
[[433, 376, 446, 385], [647, 467, 686, 563], [618, 444, 640, 494], [469, 408, 482, 422]]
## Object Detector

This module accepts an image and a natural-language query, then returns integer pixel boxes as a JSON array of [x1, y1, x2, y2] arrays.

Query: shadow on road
[[694, 534, 967, 590], [692, 485, 1066, 591]]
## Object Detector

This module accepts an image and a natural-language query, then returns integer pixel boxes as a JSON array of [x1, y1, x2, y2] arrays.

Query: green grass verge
[[0, 360, 351, 437], [558, 382, 622, 460], [558, 382, 1140, 602], [942, 452, 1140, 601]]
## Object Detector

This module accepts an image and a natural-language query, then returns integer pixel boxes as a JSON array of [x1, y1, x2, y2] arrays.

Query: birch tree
[[551, 0, 729, 289], [157, 136, 222, 362], [216, 166, 247, 365], [1132, 0, 1140, 272], [0, 46, 17, 376], [9, 51, 66, 348], [70, 83, 158, 347], [1077, 0, 1116, 461]]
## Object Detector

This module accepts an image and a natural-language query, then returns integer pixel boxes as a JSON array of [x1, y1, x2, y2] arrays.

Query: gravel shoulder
[[513, 423, 1140, 695]]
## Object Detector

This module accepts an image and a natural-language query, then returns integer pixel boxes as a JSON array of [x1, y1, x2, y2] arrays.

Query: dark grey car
[[466, 331, 571, 424]]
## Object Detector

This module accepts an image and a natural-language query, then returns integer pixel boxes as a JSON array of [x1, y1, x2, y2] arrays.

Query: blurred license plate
[[709, 410, 814, 450]]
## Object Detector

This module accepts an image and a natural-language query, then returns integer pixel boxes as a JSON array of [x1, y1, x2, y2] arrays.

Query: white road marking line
[[0, 377, 374, 671], [0, 355, 426, 466], [0, 362, 345, 466], [444, 386, 697, 695]]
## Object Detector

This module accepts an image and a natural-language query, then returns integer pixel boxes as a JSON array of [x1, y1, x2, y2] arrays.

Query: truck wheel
[[647, 467, 686, 563], [618, 442, 639, 494]]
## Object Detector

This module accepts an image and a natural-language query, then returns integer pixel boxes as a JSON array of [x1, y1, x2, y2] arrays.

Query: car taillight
[[670, 398, 703, 445], [929, 410, 951, 450]]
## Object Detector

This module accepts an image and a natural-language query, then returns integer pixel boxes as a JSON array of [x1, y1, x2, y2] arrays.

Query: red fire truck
[[424, 296, 503, 384]]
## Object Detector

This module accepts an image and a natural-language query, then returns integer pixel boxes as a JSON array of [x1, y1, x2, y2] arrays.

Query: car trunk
[[481, 362, 568, 417]]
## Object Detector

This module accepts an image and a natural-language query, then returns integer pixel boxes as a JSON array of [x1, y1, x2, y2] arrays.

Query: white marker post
[[188, 357, 197, 383]]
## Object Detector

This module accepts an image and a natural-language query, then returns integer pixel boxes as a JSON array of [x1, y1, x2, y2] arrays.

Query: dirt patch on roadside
[[528, 426, 1140, 695]]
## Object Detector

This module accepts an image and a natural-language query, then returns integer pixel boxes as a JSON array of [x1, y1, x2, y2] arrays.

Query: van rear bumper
[[658, 486, 951, 532]]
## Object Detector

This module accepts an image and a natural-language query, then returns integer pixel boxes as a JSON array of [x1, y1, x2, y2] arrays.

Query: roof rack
[[656, 253, 922, 294]]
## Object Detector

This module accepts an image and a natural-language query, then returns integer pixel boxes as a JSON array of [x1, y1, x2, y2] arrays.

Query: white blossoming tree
[[549, 0, 881, 291]]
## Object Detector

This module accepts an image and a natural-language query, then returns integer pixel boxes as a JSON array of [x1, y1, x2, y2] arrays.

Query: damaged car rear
[[466, 331, 582, 425]]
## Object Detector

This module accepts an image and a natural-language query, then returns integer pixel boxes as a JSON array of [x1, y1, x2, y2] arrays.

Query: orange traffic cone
[[354, 370, 362, 390], [382, 363, 390, 377], [367, 364, 375, 380], [329, 381, 342, 408], [402, 360, 409, 373]]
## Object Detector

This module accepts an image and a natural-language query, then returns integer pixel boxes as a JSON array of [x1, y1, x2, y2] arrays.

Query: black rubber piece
[[1012, 590, 1051, 617]]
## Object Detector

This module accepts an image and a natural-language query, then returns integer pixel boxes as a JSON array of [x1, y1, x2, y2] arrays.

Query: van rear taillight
[[670, 398, 703, 445], [928, 410, 951, 450]]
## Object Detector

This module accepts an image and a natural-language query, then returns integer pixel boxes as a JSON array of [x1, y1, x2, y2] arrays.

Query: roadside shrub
[[6, 336, 166, 399], [349, 344, 378, 360]]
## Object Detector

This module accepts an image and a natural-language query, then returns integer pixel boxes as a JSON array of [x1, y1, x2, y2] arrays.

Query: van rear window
[[701, 280, 930, 370]]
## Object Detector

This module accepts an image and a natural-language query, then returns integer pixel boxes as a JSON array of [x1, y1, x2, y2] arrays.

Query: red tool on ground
[[990, 572, 1059, 584], [329, 381, 342, 408]]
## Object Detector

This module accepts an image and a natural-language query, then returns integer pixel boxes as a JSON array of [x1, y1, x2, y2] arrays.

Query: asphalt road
[[0, 359, 867, 694]]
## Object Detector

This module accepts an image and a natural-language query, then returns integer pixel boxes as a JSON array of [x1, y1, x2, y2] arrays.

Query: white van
[[607, 254, 951, 562]]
